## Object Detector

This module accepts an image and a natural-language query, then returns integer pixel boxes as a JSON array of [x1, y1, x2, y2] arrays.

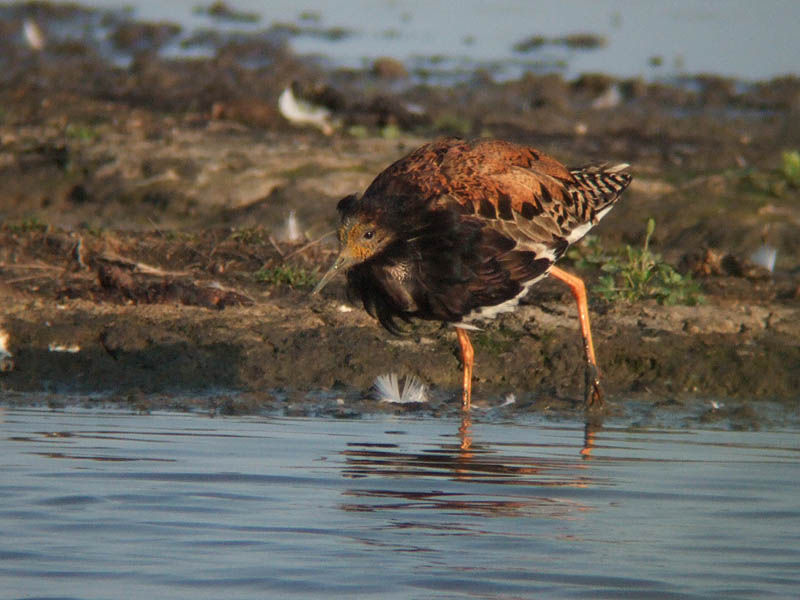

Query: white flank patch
[[48, 343, 81, 354], [278, 86, 335, 135], [462, 270, 549, 324], [565, 220, 595, 244], [372, 373, 428, 404], [565, 201, 617, 244]]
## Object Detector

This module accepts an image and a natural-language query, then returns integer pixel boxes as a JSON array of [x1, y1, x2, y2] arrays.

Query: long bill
[[311, 252, 356, 295]]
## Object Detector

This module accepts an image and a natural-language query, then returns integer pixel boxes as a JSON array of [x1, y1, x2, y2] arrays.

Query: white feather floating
[[372, 373, 428, 404]]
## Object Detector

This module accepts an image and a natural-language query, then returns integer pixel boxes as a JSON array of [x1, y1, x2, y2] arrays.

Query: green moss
[[473, 326, 521, 355]]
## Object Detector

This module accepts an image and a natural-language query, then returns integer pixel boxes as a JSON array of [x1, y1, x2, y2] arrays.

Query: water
[[2, 407, 799, 599], [36, 0, 800, 81]]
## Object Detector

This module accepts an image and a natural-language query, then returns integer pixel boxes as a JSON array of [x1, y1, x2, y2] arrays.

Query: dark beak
[[311, 252, 356, 295]]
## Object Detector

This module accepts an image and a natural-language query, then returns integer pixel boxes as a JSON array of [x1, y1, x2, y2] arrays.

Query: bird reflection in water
[[339, 416, 603, 520]]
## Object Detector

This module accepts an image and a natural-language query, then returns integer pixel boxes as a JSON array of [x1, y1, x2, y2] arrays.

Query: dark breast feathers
[[340, 137, 632, 334]]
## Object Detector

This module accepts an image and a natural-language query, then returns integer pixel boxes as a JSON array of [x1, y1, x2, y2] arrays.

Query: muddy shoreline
[[1, 3, 799, 424]]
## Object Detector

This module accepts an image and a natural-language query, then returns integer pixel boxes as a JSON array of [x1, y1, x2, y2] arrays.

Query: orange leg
[[455, 327, 474, 411], [549, 265, 603, 407]]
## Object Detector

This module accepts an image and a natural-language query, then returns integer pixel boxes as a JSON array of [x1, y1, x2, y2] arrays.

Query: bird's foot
[[584, 362, 603, 408]]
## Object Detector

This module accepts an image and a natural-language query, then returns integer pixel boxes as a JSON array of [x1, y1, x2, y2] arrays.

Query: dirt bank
[[1, 3, 799, 422]]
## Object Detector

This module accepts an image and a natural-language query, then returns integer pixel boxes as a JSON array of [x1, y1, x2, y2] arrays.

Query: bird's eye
[[363, 230, 374, 240]]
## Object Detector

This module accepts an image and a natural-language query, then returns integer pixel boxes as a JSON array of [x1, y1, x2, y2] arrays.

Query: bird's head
[[312, 210, 394, 295]]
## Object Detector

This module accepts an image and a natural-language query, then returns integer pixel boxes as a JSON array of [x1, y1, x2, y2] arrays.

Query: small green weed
[[380, 124, 402, 140], [254, 264, 318, 289], [780, 149, 800, 188], [230, 227, 269, 245], [741, 149, 800, 197], [573, 219, 704, 305], [4, 217, 49, 233], [346, 124, 369, 139], [65, 123, 98, 142], [82, 225, 106, 237], [568, 235, 607, 271], [432, 113, 472, 136]]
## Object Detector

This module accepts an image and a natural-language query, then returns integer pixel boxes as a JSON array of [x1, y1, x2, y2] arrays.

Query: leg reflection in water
[[581, 418, 601, 459], [341, 413, 604, 493], [456, 413, 601, 461], [458, 413, 472, 453]]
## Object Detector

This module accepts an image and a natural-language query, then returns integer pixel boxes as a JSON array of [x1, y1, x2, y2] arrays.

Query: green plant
[[741, 149, 800, 197], [380, 124, 402, 140], [780, 149, 800, 187], [4, 217, 48, 233], [567, 235, 607, 270], [254, 264, 318, 289], [230, 227, 269, 245], [578, 219, 704, 305], [65, 123, 98, 141], [432, 113, 472, 136]]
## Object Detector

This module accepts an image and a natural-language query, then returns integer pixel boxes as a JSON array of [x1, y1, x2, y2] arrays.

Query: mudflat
[[1, 3, 799, 423]]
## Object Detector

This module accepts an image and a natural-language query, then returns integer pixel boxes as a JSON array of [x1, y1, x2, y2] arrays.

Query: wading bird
[[313, 137, 631, 410]]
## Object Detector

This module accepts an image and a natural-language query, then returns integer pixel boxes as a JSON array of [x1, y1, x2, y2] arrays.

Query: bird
[[312, 137, 631, 410]]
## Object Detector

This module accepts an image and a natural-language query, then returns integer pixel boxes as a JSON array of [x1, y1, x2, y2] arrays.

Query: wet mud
[[1, 3, 799, 423]]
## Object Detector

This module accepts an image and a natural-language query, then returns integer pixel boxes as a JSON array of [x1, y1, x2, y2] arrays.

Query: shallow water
[[39, 0, 800, 81], [1, 407, 799, 599]]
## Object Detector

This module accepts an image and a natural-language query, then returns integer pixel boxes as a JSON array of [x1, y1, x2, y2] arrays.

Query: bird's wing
[[364, 137, 630, 249], [438, 139, 630, 246]]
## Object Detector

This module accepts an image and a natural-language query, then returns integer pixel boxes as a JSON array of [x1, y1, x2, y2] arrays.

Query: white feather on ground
[[371, 373, 428, 404], [750, 244, 777, 272], [499, 393, 516, 407], [278, 86, 335, 135], [276, 210, 303, 242], [0, 328, 13, 372], [24, 19, 46, 51]]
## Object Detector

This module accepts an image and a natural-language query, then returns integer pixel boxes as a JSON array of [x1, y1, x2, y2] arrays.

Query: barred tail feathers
[[569, 163, 632, 210]]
